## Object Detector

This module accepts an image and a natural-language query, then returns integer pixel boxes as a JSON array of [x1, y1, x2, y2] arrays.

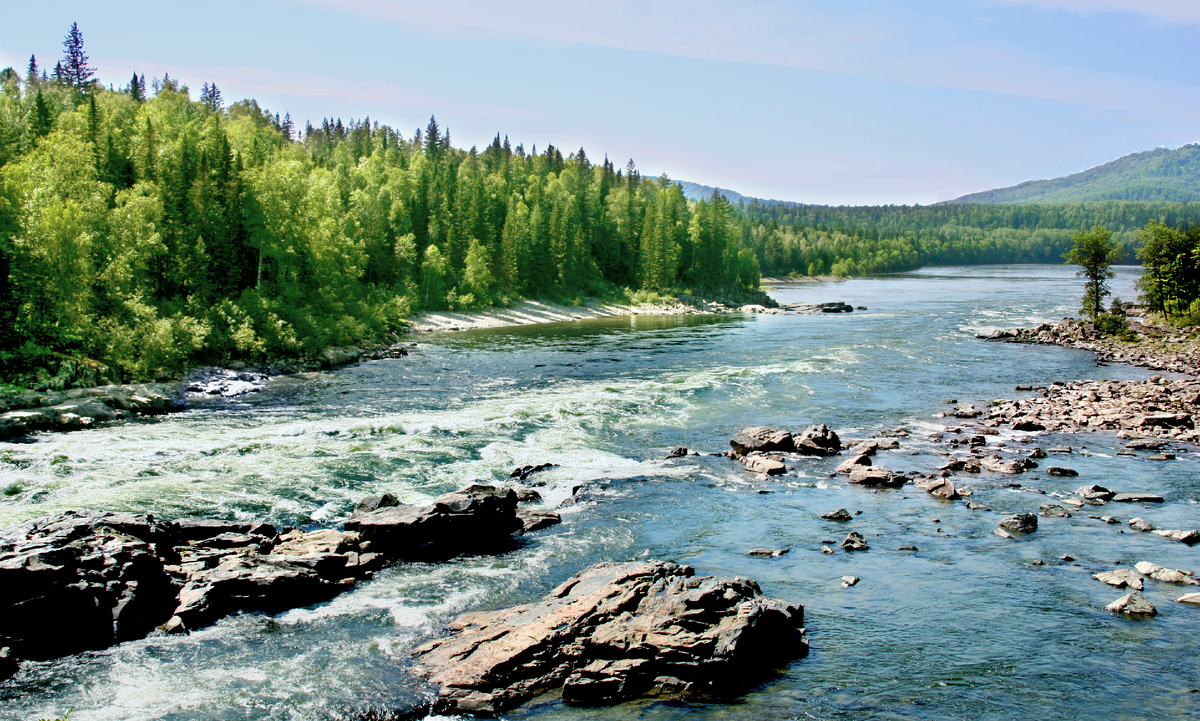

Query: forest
[[739, 200, 1200, 277], [0, 26, 759, 382], [5, 25, 1200, 385]]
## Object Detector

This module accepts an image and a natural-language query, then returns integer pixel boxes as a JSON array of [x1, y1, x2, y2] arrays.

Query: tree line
[[738, 200, 1200, 277], [0, 25, 760, 381]]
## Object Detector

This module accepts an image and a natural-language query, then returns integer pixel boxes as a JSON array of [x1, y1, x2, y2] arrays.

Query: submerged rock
[[841, 531, 870, 551], [1039, 504, 1071, 518], [1093, 569, 1144, 590], [1151, 529, 1200, 544], [1112, 493, 1164, 504], [998, 513, 1038, 534], [1105, 592, 1158, 617], [1129, 517, 1155, 532], [412, 561, 806, 714]]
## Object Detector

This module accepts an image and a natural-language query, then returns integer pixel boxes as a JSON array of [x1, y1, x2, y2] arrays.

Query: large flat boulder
[[413, 561, 806, 715], [345, 484, 523, 558], [729, 427, 795, 455]]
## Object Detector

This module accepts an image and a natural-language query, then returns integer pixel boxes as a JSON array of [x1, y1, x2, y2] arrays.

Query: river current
[[2, 265, 1199, 721]]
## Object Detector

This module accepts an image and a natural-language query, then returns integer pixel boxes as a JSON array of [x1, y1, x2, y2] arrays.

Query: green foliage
[[739, 200, 1185, 278], [0, 47, 765, 382], [1094, 313, 1136, 341], [1064, 225, 1122, 319]]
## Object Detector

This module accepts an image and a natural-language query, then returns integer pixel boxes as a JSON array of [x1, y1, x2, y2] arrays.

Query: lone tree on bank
[[1064, 225, 1122, 319]]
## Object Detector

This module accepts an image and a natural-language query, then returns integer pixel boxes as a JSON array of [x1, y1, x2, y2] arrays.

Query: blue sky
[[2, 0, 1198, 205]]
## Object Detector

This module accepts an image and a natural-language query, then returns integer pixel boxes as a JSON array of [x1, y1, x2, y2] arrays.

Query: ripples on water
[[3, 265, 1199, 720]]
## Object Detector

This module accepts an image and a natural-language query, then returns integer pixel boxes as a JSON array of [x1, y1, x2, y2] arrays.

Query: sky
[[2, 0, 1198, 205]]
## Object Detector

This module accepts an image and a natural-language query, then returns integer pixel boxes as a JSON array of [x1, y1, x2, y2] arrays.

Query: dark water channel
[[2, 265, 1198, 720]]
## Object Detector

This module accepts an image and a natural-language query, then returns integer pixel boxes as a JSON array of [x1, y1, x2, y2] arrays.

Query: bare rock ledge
[[413, 560, 807, 715]]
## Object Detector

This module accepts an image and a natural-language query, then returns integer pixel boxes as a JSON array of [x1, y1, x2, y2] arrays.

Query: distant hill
[[677, 181, 799, 207], [946, 145, 1200, 204]]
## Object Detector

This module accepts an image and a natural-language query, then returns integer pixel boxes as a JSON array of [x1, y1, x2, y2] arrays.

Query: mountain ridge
[[679, 144, 1200, 207]]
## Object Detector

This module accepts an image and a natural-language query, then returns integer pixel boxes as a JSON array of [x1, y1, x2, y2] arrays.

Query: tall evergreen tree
[[26, 55, 38, 83], [30, 90, 54, 139], [61, 22, 96, 91]]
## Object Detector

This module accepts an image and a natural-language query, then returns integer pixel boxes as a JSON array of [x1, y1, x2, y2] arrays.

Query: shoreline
[[978, 316, 1200, 443]]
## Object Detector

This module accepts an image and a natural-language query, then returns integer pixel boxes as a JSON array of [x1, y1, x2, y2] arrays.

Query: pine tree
[[61, 22, 96, 91], [199, 82, 223, 111], [30, 90, 54, 140], [281, 112, 294, 140], [129, 72, 143, 102], [26, 55, 38, 84]]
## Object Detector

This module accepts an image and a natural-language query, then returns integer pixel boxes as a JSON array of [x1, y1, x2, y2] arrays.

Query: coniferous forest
[[4, 25, 1200, 383]]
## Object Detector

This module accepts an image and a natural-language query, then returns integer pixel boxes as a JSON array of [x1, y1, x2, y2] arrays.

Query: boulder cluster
[[0, 383, 180, 440], [413, 560, 807, 715], [986, 376, 1200, 442], [0, 484, 556, 681]]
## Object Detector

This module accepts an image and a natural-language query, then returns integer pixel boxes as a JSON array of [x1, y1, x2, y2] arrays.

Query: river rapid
[[2, 264, 1199, 721]]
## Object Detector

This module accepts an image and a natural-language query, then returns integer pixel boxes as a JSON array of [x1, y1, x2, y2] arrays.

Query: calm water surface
[[2, 265, 1199, 721]]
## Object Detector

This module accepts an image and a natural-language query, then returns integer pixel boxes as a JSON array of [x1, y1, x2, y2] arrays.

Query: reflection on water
[[3, 265, 1199, 720]]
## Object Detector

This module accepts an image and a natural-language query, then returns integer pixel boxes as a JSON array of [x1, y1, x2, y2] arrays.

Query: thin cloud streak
[[983, 0, 1200, 23], [300, 0, 1200, 118]]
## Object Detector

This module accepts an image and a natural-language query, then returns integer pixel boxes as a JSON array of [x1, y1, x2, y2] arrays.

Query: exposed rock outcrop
[[0, 484, 530, 671], [413, 561, 807, 714]]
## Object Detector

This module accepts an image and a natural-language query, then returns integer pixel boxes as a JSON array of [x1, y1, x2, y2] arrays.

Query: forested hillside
[[946, 145, 1200, 204], [738, 200, 1200, 276], [0, 29, 759, 381]]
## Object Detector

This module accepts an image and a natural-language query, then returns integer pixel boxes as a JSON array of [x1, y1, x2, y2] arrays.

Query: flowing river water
[[2, 265, 1199, 721]]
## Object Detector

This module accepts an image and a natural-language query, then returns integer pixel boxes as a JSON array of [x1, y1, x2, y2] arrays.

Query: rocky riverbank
[[0, 484, 560, 682], [0, 341, 412, 441], [978, 316, 1200, 442]]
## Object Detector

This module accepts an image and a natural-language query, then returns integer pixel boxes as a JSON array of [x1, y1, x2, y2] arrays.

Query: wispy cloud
[[982, 0, 1200, 23], [299, 0, 1200, 118]]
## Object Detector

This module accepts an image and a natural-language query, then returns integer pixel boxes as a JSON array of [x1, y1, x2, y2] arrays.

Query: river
[[2, 264, 1198, 720]]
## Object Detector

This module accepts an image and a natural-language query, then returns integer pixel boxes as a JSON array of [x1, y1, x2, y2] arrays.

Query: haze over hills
[[681, 145, 1200, 207], [945, 145, 1200, 204]]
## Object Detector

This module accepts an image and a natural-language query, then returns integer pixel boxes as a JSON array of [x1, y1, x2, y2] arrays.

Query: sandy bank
[[402, 300, 631, 333]]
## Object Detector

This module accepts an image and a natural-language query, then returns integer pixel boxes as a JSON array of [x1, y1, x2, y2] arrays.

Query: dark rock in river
[[821, 509, 853, 522], [665, 446, 689, 459], [793, 424, 841, 456], [1046, 466, 1078, 477], [354, 492, 400, 515], [345, 484, 523, 558], [0, 512, 181, 661], [1112, 493, 1164, 504], [1, 484, 529, 669], [999, 513, 1038, 534], [510, 463, 557, 481], [1077, 484, 1116, 502], [412, 561, 806, 714], [847, 466, 904, 488], [841, 531, 870, 551], [516, 509, 562, 533], [730, 427, 795, 456]]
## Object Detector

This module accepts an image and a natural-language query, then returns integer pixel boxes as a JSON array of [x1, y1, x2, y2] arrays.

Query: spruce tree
[[129, 72, 143, 102], [26, 55, 38, 83], [31, 90, 54, 140], [61, 22, 96, 91]]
